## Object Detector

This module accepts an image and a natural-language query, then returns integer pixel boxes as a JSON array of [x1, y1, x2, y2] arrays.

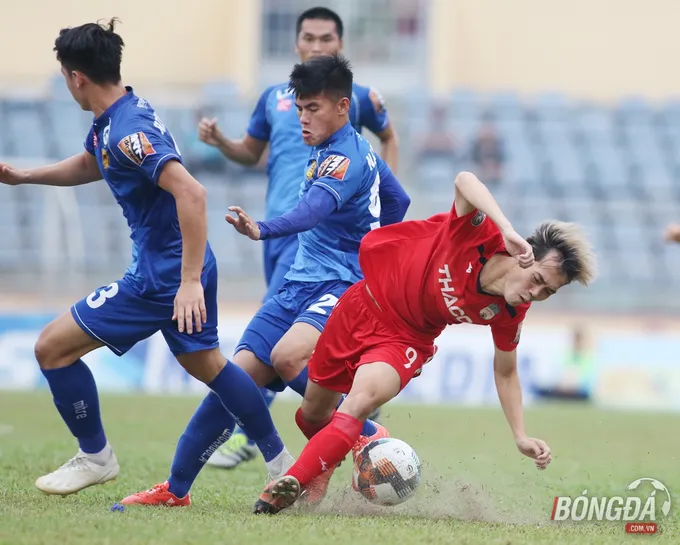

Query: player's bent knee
[[34, 312, 102, 370], [232, 349, 278, 387], [176, 347, 226, 384], [340, 362, 402, 420], [270, 345, 309, 382]]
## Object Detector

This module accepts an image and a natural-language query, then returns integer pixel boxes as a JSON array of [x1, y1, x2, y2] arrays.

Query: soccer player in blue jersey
[[0, 19, 292, 499], [200, 6, 399, 469], [120, 54, 409, 508]]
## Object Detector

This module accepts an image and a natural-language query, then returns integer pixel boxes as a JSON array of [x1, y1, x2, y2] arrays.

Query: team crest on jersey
[[479, 303, 500, 321], [101, 149, 110, 170], [368, 87, 385, 114], [118, 132, 156, 166], [102, 124, 110, 147], [306, 160, 317, 180], [472, 210, 487, 226], [318, 155, 350, 181], [513, 321, 524, 344], [277, 97, 293, 112]]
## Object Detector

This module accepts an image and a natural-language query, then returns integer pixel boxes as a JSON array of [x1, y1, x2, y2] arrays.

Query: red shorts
[[308, 280, 436, 393]]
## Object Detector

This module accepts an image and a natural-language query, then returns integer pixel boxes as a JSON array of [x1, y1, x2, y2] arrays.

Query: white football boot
[[35, 448, 119, 495]]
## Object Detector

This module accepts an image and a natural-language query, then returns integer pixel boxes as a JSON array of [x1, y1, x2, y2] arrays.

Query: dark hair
[[296, 7, 344, 39], [289, 54, 353, 101], [527, 221, 597, 285], [54, 18, 124, 85]]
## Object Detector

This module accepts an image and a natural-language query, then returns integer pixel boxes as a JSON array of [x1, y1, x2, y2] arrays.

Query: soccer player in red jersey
[[253, 170, 597, 514]]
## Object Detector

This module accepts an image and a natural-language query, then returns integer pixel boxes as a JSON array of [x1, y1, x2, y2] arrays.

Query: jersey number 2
[[307, 293, 339, 315], [86, 282, 119, 309]]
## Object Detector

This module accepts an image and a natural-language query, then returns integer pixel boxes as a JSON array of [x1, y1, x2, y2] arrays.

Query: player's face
[[503, 251, 568, 306], [61, 66, 88, 111], [295, 19, 342, 61], [296, 94, 350, 146]]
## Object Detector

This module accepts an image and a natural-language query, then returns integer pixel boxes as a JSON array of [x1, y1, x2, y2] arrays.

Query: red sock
[[287, 412, 363, 487], [295, 407, 334, 440]]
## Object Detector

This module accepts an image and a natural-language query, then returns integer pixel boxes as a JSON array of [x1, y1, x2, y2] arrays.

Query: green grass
[[0, 392, 678, 544]]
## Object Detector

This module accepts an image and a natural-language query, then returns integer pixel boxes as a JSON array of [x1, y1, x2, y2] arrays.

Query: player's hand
[[0, 163, 29, 186], [225, 206, 261, 240], [664, 222, 680, 243], [198, 117, 222, 147], [516, 436, 552, 470], [173, 280, 207, 334], [502, 228, 534, 269]]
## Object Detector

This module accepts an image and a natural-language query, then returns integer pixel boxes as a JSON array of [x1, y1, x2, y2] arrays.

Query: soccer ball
[[352, 437, 421, 506]]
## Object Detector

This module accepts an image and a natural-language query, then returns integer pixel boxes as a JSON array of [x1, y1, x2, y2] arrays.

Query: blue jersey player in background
[[0, 19, 292, 502], [199, 7, 399, 469], [121, 54, 410, 509]]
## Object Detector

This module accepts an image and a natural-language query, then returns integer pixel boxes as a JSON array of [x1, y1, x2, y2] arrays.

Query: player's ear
[[337, 96, 350, 116]]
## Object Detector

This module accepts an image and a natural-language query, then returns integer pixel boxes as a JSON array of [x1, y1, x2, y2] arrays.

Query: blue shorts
[[262, 235, 299, 303], [235, 279, 351, 389], [71, 264, 219, 357]]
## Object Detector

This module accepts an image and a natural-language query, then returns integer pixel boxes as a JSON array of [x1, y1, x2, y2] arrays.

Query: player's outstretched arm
[[376, 125, 399, 175], [157, 161, 208, 335], [198, 118, 267, 167], [0, 152, 101, 187], [226, 185, 336, 241], [493, 347, 552, 470], [454, 171, 534, 268]]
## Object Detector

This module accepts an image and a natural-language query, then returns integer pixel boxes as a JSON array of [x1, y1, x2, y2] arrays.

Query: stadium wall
[[0, 0, 261, 95], [431, 0, 680, 100], [2, 311, 679, 412], [3, 0, 680, 101]]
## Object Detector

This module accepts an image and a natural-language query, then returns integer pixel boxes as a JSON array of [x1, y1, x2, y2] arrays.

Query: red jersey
[[359, 203, 529, 351]]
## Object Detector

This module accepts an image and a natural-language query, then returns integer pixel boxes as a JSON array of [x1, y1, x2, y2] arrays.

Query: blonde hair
[[527, 221, 598, 286]]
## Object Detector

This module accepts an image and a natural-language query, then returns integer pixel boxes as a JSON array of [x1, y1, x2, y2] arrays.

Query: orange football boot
[[120, 481, 190, 507]]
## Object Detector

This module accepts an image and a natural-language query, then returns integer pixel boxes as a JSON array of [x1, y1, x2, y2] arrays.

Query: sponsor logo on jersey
[[318, 155, 350, 181], [369, 87, 385, 114], [472, 210, 487, 226], [479, 303, 500, 320], [118, 132, 156, 166], [102, 123, 111, 147], [101, 149, 110, 170], [93, 132, 98, 149], [438, 264, 472, 324], [513, 321, 524, 344], [306, 160, 317, 180]]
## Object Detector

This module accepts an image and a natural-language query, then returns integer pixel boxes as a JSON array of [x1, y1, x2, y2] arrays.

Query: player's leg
[[259, 361, 401, 514], [35, 279, 163, 495], [222, 237, 298, 468], [275, 282, 381, 438], [121, 265, 293, 505]]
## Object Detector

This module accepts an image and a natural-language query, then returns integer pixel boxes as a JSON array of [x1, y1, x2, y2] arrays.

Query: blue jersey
[[284, 122, 384, 285], [247, 83, 389, 220], [84, 87, 215, 295]]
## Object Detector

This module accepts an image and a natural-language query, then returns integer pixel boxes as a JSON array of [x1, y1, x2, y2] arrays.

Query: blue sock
[[285, 367, 309, 397], [207, 360, 284, 462], [242, 387, 277, 446], [168, 392, 234, 498], [41, 360, 107, 454]]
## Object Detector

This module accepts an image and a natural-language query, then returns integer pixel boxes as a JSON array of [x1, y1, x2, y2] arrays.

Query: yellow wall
[[429, 0, 680, 101], [0, 0, 260, 95], [3, 0, 680, 101]]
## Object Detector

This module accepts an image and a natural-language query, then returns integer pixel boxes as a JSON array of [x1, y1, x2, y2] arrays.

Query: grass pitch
[[0, 392, 678, 544]]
